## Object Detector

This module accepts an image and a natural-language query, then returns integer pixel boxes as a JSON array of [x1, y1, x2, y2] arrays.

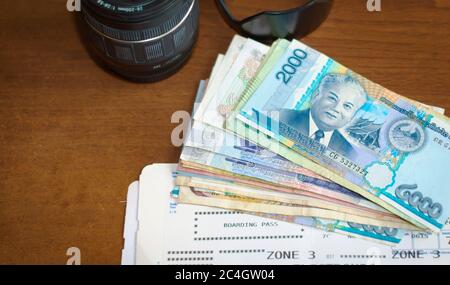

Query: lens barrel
[[80, 0, 199, 82]]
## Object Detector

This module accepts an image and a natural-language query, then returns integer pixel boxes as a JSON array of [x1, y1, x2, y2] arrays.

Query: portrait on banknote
[[279, 73, 368, 159]]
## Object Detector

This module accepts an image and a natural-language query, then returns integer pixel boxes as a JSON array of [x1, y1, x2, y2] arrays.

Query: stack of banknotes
[[173, 35, 450, 245]]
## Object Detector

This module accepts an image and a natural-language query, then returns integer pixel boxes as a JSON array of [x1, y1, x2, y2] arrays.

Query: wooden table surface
[[1, 0, 449, 264]]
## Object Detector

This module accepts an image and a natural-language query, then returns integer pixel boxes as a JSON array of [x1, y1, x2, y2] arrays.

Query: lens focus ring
[[80, 0, 199, 82]]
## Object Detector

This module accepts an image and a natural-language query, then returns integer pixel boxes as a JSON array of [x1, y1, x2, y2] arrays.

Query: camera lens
[[80, 0, 199, 82]]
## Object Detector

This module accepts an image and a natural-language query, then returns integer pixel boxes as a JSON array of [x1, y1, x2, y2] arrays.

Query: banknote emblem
[[388, 119, 425, 153]]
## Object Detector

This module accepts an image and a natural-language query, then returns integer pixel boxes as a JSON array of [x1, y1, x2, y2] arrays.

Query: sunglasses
[[215, 0, 334, 42]]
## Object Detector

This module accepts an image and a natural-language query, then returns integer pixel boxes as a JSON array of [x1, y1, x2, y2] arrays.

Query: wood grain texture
[[0, 0, 449, 264]]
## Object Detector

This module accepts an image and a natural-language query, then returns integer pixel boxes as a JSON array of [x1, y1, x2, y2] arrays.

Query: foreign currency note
[[180, 146, 388, 212], [185, 46, 396, 216], [174, 186, 404, 245], [176, 164, 394, 216], [194, 35, 247, 123], [196, 38, 269, 129], [175, 174, 418, 230], [235, 39, 450, 231]]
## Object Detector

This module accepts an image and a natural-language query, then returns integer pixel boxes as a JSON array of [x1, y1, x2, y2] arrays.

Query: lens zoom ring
[[85, 0, 198, 65], [85, 0, 194, 42]]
